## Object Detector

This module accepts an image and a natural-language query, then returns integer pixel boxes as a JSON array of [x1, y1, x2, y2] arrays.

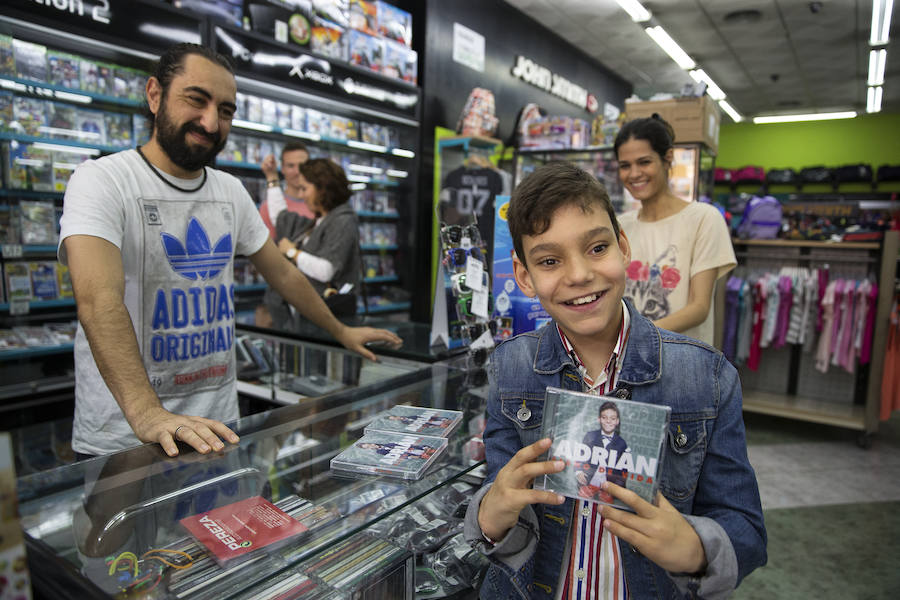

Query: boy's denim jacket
[[464, 300, 767, 599]]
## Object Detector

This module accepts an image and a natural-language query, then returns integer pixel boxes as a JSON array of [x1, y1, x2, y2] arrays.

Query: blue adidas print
[[161, 217, 233, 280]]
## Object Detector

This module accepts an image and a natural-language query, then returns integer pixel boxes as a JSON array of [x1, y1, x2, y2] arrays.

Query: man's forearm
[[78, 295, 160, 423]]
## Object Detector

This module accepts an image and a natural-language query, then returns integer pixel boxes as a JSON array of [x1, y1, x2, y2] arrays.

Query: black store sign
[[212, 25, 419, 118], [4, 0, 203, 53]]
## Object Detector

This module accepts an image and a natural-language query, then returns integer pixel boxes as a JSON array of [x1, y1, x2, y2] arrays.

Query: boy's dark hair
[[599, 400, 620, 419], [613, 113, 675, 160], [146, 43, 234, 128], [299, 158, 351, 212], [508, 162, 620, 266], [281, 142, 309, 160]]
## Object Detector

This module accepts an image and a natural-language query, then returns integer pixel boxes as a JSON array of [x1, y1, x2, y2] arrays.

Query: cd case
[[536, 386, 671, 510], [364, 405, 463, 438], [330, 431, 448, 480], [179, 495, 309, 565]]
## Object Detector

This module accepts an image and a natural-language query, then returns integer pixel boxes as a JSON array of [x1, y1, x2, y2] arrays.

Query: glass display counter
[[16, 345, 489, 599]]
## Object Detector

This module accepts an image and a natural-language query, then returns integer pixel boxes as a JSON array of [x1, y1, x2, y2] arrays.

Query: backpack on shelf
[[765, 168, 799, 185], [456, 88, 499, 138], [736, 195, 782, 240], [799, 166, 834, 184], [877, 164, 900, 182], [714, 167, 732, 185], [731, 166, 765, 185], [834, 164, 873, 183]]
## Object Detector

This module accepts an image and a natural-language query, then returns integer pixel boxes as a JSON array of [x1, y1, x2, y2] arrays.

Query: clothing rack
[[722, 233, 898, 447]]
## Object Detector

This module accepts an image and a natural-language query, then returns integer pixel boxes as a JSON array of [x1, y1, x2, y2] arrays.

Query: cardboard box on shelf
[[625, 95, 721, 154]]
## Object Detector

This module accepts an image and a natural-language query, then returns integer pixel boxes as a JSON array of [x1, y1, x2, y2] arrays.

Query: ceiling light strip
[[867, 86, 883, 113], [718, 100, 743, 123], [689, 69, 726, 100], [870, 0, 894, 45], [614, 0, 652, 23], [868, 49, 887, 85], [644, 26, 696, 70], [752, 111, 857, 124]]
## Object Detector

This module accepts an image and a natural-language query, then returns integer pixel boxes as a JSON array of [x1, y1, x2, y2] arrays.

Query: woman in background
[[271, 158, 362, 322], [615, 115, 735, 345]]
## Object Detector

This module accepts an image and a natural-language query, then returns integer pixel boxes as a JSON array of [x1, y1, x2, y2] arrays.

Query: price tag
[[2, 244, 23, 258], [471, 288, 489, 318], [9, 297, 30, 315], [465, 255, 484, 291]]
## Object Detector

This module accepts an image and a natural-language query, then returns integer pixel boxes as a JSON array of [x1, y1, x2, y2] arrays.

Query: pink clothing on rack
[[845, 280, 871, 372], [860, 282, 879, 365], [829, 280, 847, 366], [835, 280, 857, 371], [773, 275, 793, 348], [816, 269, 829, 331], [815, 280, 837, 373], [881, 299, 900, 421], [748, 278, 766, 372]]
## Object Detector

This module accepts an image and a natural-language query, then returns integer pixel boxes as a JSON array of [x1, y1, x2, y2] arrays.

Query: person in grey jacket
[[271, 158, 362, 322]]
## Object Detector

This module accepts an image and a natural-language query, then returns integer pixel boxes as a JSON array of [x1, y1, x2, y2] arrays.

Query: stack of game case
[[331, 406, 462, 481]]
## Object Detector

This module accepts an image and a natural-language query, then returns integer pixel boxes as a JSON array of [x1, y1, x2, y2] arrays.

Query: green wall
[[716, 112, 900, 170]]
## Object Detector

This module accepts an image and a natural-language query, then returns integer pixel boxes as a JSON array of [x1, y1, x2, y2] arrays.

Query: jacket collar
[[532, 298, 661, 385]]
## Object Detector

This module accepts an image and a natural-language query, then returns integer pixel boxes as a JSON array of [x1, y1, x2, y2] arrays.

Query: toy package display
[[313, 0, 349, 28], [491, 195, 550, 340], [311, 16, 347, 60], [377, 1, 412, 46], [6, 143, 53, 192], [79, 59, 114, 96], [12, 96, 47, 137], [13, 39, 47, 83], [0, 34, 14, 76], [0, 91, 13, 131], [348, 0, 378, 36], [29, 261, 59, 301], [19, 200, 58, 244], [47, 50, 81, 89], [346, 29, 383, 72], [382, 39, 417, 83], [104, 112, 133, 148]]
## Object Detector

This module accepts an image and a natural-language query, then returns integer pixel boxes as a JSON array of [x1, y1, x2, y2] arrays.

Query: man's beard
[[154, 100, 226, 172]]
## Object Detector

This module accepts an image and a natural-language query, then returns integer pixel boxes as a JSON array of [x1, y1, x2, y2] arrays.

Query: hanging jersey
[[439, 166, 504, 261]]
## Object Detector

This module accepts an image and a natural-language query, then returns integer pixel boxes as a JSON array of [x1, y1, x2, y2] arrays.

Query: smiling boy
[[463, 162, 766, 599]]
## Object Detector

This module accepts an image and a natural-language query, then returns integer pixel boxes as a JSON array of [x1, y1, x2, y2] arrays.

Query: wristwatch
[[266, 179, 280, 188], [285, 247, 298, 260]]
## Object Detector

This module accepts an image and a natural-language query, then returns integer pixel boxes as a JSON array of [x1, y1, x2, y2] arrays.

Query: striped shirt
[[556, 301, 630, 600]]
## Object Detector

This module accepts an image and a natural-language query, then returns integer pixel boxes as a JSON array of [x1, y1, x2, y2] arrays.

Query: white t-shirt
[[59, 149, 270, 455], [619, 201, 735, 345]]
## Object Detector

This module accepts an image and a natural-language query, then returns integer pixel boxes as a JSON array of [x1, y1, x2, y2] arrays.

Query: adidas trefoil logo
[[160, 217, 233, 280]]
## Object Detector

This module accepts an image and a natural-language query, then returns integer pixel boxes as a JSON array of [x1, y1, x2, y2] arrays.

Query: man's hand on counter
[[129, 404, 240, 457]]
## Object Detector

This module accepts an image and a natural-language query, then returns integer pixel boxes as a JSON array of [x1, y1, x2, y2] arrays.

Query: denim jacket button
[[517, 407, 531, 421], [581, 506, 591, 517], [575, 568, 585, 580], [676, 432, 688, 448]]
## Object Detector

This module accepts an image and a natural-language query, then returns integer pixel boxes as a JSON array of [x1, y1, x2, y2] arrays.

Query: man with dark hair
[[59, 43, 400, 458]]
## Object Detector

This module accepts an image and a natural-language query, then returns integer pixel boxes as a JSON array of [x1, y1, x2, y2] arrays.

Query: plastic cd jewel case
[[536, 386, 671, 511], [365, 405, 463, 438], [331, 431, 448, 480]]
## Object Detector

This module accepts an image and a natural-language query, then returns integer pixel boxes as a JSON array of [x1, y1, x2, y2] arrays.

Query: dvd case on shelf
[[19, 200, 57, 244], [47, 49, 81, 89], [12, 39, 47, 83], [365, 405, 462, 438], [536, 387, 671, 510], [0, 35, 14, 76], [4, 262, 32, 302], [29, 261, 59, 300], [331, 431, 447, 480]]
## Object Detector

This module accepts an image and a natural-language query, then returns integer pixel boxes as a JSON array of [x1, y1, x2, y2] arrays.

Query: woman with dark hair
[[615, 114, 735, 345], [272, 158, 362, 319]]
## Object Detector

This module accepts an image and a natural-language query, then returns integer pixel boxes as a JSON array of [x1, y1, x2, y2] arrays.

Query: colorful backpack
[[737, 195, 782, 239], [766, 168, 799, 185], [800, 166, 834, 184], [731, 166, 765, 185], [835, 164, 873, 183]]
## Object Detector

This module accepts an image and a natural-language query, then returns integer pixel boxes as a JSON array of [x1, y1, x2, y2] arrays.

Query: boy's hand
[[599, 482, 707, 574], [478, 438, 566, 542]]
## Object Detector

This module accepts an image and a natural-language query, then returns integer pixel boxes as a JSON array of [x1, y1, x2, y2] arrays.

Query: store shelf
[[731, 238, 880, 250], [356, 211, 399, 219], [0, 132, 124, 155], [235, 283, 267, 293], [363, 275, 399, 284], [0, 190, 64, 200], [0, 342, 73, 361], [437, 135, 502, 151], [516, 144, 614, 154], [742, 389, 866, 431], [0, 298, 75, 311], [363, 302, 411, 314], [360, 244, 398, 251], [0, 74, 144, 108], [0, 244, 59, 257]]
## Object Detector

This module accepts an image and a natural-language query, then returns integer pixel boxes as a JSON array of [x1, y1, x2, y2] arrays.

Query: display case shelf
[[0, 132, 123, 155], [0, 74, 145, 108], [0, 342, 73, 361]]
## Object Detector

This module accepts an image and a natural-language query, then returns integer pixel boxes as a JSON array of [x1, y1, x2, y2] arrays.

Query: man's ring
[[174, 425, 188, 440]]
